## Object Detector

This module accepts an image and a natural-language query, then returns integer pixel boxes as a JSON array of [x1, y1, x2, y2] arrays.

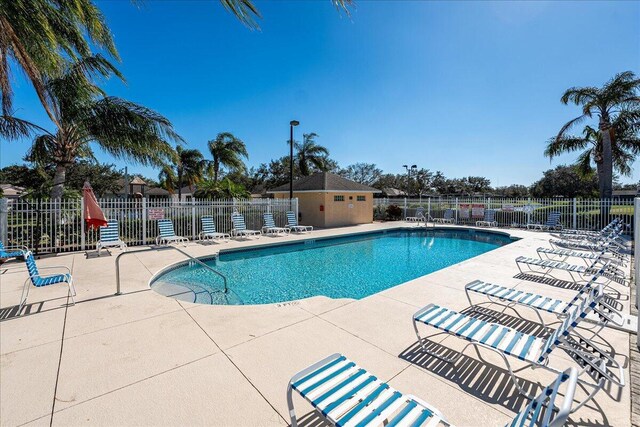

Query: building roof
[[268, 172, 381, 193], [129, 176, 147, 185], [0, 184, 25, 198]]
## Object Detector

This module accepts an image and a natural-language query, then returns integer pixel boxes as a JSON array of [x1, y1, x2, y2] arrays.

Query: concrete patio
[[0, 223, 632, 426]]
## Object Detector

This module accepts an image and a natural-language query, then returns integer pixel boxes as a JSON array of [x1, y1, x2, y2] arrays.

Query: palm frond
[[0, 114, 48, 140], [219, 0, 261, 29], [81, 96, 182, 167]]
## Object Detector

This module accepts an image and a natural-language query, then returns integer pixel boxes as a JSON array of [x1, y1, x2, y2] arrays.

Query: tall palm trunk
[[599, 116, 614, 226], [177, 169, 183, 200], [51, 163, 67, 199], [599, 117, 614, 200], [213, 159, 220, 183]]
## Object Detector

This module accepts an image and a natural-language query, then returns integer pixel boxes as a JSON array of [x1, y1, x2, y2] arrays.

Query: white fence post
[[80, 197, 86, 251], [191, 200, 196, 240], [635, 197, 640, 347], [427, 197, 431, 217], [572, 198, 577, 230], [0, 198, 7, 244], [142, 198, 147, 245], [455, 197, 459, 223], [403, 198, 407, 220]]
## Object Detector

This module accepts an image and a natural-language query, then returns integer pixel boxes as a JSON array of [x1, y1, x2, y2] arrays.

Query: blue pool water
[[151, 229, 514, 305]]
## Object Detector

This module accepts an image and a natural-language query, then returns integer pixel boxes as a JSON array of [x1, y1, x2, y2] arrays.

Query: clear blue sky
[[3, 0, 639, 186]]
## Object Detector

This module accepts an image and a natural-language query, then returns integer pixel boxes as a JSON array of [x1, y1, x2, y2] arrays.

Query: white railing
[[375, 196, 635, 232], [634, 197, 639, 346], [0, 197, 297, 254]]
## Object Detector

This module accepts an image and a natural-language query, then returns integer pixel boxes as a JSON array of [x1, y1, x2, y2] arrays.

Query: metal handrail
[[115, 246, 228, 295]]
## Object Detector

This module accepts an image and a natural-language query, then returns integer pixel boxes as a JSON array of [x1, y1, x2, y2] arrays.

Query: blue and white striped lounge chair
[[0, 240, 27, 261], [96, 219, 127, 256], [262, 212, 289, 236], [515, 254, 627, 284], [231, 212, 261, 239], [406, 207, 426, 222], [549, 228, 629, 263], [199, 216, 230, 242], [412, 285, 623, 412], [536, 246, 626, 267], [475, 209, 497, 227], [433, 209, 455, 224], [287, 353, 579, 427], [287, 353, 451, 427], [556, 218, 620, 239], [155, 219, 189, 246], [286, 211, 313, 233], [527, 212, 562, 231], [20, 251, 76, 310], [464, 267, 624, 330]]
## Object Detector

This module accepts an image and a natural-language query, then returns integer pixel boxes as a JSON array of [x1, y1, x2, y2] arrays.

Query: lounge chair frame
[[20, 251, 76, 311], [285, 211, 313, 233], [96, 219, 127, 256], [288, 354, 579, 427], [231, 212, 261, 240], [433, 209, 455, 224], [262, 212, 289, 236], [287, 353, 451, 427], [412, 288, 623, 413], [155, 219, 189, 246], [199, 216, 230, 242], [475, 209, 498, 227]]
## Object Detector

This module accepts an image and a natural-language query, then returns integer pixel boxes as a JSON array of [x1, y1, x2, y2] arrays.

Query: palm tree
[[0, 0, 118, 134], [545, 121, 640, 183], [552, 71, 640, 199], [193, 177, 250, 199], [295, 133, 330, 176], [159, 146, 206, 200], [207, 132, 248, 182], [220, 0, 354, 29], [27, 56, 181, 199]]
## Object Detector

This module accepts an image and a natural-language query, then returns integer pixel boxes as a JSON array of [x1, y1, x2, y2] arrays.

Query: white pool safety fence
[[0, 197, 297, 254], [376, 196, 635, 231]]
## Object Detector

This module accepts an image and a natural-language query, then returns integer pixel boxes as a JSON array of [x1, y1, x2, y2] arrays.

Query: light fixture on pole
[[289, 120, 300, 201], [403, 164, 418, 197]]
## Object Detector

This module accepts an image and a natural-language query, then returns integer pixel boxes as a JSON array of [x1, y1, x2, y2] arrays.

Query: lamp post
[[289, 120, 300, 201], [402, 164, 417, 197]]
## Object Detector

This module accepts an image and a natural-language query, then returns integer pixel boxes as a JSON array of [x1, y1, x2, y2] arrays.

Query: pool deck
[[0, 222, 633, 426]]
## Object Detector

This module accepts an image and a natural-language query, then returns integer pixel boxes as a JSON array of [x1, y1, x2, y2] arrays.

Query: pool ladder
[[421, 215, 436, 228], [115, 245, 229, 296]]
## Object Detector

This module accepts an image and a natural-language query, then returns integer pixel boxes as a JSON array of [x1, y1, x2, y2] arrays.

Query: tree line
[[1, 1, 638, 200]]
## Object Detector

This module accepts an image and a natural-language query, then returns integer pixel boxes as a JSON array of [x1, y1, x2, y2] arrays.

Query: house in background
[[104, 177, 171, 199], [268, 172, 381, 228], [0, 184, 25, 201]]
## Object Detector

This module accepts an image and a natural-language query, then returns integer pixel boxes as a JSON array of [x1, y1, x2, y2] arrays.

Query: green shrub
[[386, 205, 402, 220]]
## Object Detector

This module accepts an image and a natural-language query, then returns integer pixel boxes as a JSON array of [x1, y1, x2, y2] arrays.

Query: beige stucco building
[[268, 172, 381, 228]]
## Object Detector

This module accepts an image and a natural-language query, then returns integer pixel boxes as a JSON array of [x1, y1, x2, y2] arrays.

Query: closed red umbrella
[[83, 181, 107, 229]]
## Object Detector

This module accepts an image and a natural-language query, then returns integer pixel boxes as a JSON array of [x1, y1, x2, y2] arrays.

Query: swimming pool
[[150, 228, 515, 305]]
